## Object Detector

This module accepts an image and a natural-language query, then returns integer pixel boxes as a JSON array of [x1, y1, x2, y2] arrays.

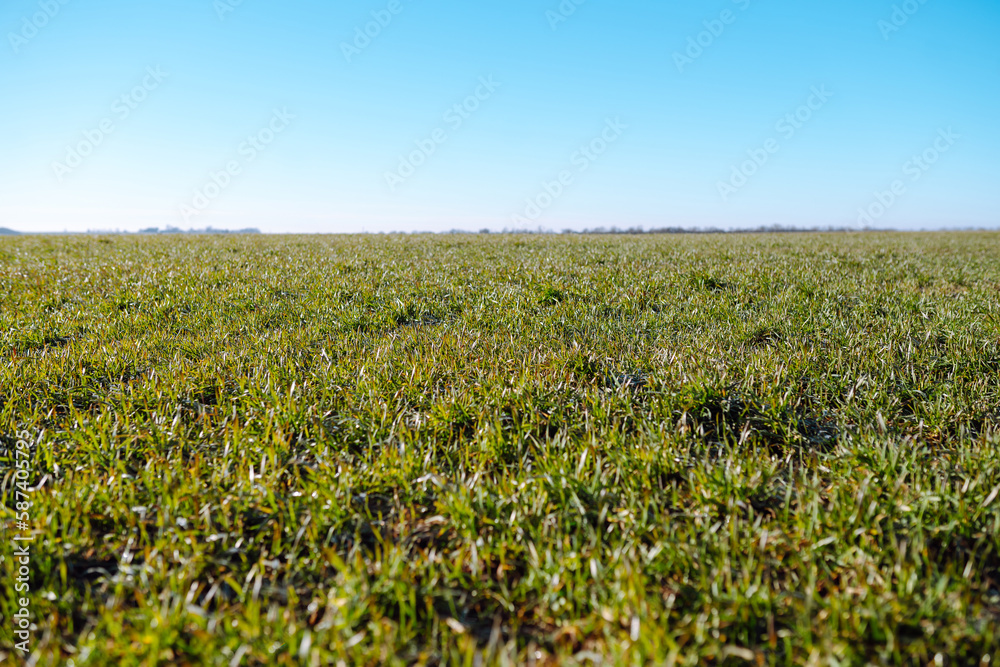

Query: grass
[[1, 232, 999, 666]]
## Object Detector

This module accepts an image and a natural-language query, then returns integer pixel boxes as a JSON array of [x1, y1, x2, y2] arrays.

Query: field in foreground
[[1, 232, 999, 666]]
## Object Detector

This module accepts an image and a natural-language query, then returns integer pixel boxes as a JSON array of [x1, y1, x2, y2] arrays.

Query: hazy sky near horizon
[[1, 0, 998, 233]]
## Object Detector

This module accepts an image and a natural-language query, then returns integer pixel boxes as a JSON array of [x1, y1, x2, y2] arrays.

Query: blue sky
[[1, 0, 998, 233]]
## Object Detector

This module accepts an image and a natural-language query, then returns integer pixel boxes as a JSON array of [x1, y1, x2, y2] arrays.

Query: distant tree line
[[0, 227, 261, 235], [136, 227, 262, 234], [448, 225, 896, 235]]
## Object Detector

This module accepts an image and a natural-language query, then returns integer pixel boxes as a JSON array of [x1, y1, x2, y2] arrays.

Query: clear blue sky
[[1, 0, 998, 233]]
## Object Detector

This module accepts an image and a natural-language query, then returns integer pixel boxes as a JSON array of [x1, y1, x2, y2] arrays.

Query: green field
[[2, 233, 999, 666]]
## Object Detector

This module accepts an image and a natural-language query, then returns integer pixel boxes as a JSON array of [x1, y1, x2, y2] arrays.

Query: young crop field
[[2, 232, 999, 666]]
